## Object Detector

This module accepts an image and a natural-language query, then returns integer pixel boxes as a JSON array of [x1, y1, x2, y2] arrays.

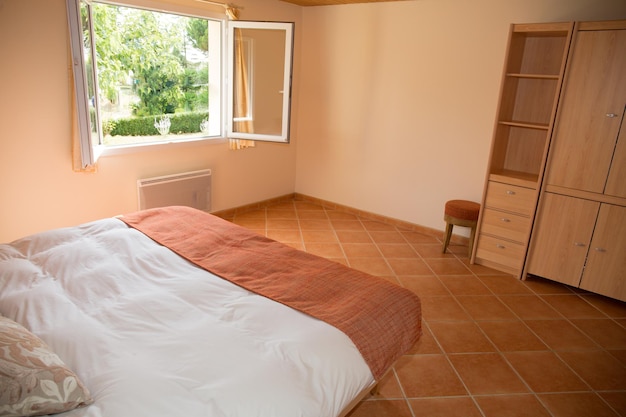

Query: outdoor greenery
[[83, 2, 210, 134], [105, 112, 209, 137]]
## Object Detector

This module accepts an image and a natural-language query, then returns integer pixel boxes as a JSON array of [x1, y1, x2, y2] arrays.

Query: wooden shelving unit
[[472, 22, 574, 276]]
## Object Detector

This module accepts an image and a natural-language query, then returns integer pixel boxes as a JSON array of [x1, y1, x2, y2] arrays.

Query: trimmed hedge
[[105, 112, 209, 136]]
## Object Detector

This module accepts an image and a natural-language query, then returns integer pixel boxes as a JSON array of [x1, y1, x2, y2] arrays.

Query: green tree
[[89, 4, 186, 116], [86, 3, 209, 119], [84, 4, 125, 104], [119, 9, 185, 116], [185, 19, 210, 111], [186, 19, 208, 52]]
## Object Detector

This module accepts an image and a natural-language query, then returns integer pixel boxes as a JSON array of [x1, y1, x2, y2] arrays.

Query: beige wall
[[294, 0, 626, 234], [0, 0, 302, 242]]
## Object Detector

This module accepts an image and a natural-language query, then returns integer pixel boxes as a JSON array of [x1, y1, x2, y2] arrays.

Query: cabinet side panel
[[604, 112, 626, 198]]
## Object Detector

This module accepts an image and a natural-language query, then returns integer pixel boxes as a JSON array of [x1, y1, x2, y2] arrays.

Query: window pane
[[87, 2, 218, 146]]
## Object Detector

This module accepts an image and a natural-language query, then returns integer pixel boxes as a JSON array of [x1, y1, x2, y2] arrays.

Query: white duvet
[[0, 218, 374, 417]]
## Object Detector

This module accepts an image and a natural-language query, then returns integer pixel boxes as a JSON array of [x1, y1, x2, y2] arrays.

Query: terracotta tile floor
[[221, 199, 626, 417]]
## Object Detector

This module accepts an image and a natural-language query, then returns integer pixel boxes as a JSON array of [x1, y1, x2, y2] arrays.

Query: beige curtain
[[68, 48, 97, 173], [230, 27, 255, 150]]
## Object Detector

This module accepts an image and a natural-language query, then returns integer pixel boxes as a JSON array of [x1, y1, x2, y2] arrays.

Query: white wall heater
[[137, 169, 212, 211]]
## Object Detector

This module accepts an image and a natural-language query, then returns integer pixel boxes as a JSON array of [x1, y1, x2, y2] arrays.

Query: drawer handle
[[496, 244, 506, 249], [500, 218, 511, 223], [574, 242, 586, 247], [594, 247, 607, 253], [606, 113, 618, 118], [506, 190, 516, 195]]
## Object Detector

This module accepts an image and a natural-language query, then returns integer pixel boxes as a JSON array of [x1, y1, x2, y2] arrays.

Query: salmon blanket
[[120, 206, 421, 380]]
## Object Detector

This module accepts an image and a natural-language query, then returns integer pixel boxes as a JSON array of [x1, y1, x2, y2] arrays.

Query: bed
[[0, 206, 421, 417]]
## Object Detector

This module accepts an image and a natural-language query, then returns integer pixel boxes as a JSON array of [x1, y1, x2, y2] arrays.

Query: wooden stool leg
[[442, 222, 453, 253], [468, 223, 477, 258]]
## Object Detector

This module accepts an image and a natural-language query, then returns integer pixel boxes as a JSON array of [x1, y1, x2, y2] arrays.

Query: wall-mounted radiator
[[137, 169, 212, 211]]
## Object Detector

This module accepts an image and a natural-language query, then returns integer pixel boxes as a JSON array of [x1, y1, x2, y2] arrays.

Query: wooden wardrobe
[[472, 20, 626, 302]]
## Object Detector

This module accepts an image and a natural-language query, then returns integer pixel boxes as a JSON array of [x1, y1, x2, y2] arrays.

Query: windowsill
[[96, 136, 227, 158]]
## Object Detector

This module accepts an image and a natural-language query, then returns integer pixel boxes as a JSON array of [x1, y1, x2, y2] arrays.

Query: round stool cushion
[[445, 200, 480, 221]]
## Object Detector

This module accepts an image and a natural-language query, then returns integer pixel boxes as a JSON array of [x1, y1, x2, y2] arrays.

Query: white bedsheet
[[0, 218, 374, 417]]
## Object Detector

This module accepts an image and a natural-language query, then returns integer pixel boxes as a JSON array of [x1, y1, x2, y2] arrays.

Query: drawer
[[481, 208, 531, 243], [485, 181, 536, 216], [475, 234, 526, 272]]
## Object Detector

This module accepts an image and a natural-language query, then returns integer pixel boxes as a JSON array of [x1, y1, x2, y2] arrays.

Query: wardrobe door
[[527, 193, 598, 287], [579, 204, 626, 301], [546, 29, 626, 193]]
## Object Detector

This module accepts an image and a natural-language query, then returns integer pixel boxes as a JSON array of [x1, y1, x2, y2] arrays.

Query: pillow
[[0, 316, 93, 417]]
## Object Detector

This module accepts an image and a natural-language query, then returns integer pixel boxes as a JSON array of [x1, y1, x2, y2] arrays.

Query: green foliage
[[170, 112, 209, 133], [107, 112, 209, 136], [87, 3, 209, 119], [187, 19, 208, 52], [102, 119, 116, 137], [88, 4, 126, 104], [180, 67, 208, 111], [119, 8, 185, 116]]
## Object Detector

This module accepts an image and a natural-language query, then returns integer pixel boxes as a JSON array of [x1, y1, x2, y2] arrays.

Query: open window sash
[[227, 21, 294, 143]]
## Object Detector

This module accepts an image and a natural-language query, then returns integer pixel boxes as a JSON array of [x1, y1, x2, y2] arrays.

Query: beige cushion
[[0, 316, 93, 417]]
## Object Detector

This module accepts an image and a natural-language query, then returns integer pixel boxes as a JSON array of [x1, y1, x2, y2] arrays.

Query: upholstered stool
[[443, 200, 480, 258]]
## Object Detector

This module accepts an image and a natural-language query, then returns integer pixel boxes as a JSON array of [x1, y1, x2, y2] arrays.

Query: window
[[67, 0, 222, 164], [67, 0, 294, 168]]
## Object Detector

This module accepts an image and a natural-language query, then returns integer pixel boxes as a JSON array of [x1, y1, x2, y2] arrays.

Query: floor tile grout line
[[391, 367, 418, 417], [373, 223, 414, 284], [320, 206, 351, 265], [294, 203, 307, 254]]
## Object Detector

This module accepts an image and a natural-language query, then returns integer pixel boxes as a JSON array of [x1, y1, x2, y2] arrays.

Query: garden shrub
[[106, 111, 209, 136]]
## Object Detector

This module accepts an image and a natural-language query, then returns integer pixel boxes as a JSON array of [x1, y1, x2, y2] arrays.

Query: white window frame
[[67, 0, 294, 168]]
